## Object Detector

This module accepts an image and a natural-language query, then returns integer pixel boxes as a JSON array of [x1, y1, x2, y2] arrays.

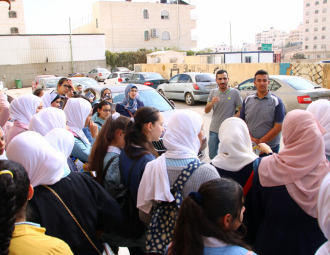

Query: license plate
[[206, 85, 216, 89], [318, 96, 330, 99]]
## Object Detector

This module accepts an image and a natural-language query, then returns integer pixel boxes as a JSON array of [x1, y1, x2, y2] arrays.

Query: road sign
[[261, 44, 272, 51]]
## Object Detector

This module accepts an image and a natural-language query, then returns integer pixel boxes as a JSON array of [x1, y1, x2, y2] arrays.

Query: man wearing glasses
[[205, 69, 243, 160], [56, 78, 74, 108]]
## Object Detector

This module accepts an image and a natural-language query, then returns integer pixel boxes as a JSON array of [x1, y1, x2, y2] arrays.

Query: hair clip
[[0, 170, 13, 178], [188, 191, 202, 205]]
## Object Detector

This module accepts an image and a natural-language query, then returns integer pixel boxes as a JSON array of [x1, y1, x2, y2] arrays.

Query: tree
[[292, 53, 306, 59]]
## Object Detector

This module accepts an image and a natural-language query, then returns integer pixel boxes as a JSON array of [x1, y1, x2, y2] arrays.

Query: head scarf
[[259, 110, 330, 218], [63, 98, 92, 145], [119, 84, 140, 114], [211, 117, 258, 171], [316, 172, 330, 255], [41, 90, 62, 108], [307, 100, 330, 157], [28, 107, 66, 136], [6, 131, 66, 187], [137, 110, 203, 214], [101, 87, 112, 99], [9, 94, 41, 126]]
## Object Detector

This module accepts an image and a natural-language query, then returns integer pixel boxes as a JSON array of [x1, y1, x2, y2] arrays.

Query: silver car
[[38, 77, 99, 92], [157, 72, 217, 106], [87, 68, 111, 82], [237, 75, 330, 113]]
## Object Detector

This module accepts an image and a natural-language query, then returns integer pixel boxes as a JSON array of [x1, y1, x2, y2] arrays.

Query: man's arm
[[205, 96, 220, 114], [259, 123, 282, 144], [234, 106, 241, 117]]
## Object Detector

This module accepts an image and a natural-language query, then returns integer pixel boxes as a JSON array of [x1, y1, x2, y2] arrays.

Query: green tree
[[292, 53, 306, 59]]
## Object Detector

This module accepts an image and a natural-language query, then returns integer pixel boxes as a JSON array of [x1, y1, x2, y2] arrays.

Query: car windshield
[[120, 73, 131, 78], [99, 69, 109, 73], [142, 73, 164, 79], [283, 77, 321, 90], [195, 74, 215, 82], [73, 79, 99, 87], [43, 78, 61, 88], [112, 90, 172, 111]]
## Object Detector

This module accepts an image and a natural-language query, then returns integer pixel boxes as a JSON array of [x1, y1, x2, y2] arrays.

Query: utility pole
[[177, 0, 180, 50], [69, 17, 74, 73], [230, 22, 232, 52]]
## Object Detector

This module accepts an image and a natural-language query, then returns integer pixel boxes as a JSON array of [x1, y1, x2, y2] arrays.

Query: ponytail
[[0, 161, 30, 255]]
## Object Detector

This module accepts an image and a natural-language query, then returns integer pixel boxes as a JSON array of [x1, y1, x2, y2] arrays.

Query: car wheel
[[185, 92, 195, 106], [158, 90, 165, 96], [95, 76, 99, 82]]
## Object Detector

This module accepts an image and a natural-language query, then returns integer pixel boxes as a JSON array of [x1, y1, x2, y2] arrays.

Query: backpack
[[101, 155, 120, 197], [146, 158, 204, 254], [110, 154, 145, 240]]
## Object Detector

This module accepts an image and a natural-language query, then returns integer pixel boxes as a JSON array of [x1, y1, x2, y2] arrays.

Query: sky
[[21, 0, 303, 50]]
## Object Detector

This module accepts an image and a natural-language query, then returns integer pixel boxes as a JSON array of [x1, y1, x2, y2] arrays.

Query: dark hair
[[89, 116, 131, 184], [7, 95, 14, 104], [96, 100, 111, 117], [101, 88, 112, 98], [33, 89, 45, 97], [169, 178, 249, 255], [124, 106, 160, 159], [254, 69, 269, 80], [216, 69, 228, 78], [57, 78, 69, 86], [0, 160, 30, 255], [84, 87, 97, 98]]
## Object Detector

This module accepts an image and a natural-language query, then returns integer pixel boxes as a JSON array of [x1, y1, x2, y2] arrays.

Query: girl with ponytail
[[168, 178, 256, 255], [0, 160, 73, 255]]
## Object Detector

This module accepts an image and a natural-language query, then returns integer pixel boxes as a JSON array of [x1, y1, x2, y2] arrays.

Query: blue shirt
[[165, 245, 256, 255], [116, 99, 144, 117], [92, 113, 105, 131]]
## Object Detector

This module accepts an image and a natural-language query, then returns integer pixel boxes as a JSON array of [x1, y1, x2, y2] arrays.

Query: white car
[[104, 72, 131, 85], [86, 68, 111, 82]]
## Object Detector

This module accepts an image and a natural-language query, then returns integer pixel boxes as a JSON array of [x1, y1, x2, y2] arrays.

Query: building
[[255, 27, 290, 47], [211, 44, 239, 53], [147, 50, 186, 64], [302, 0, 330, 59], [0, 0, 26, 34], [72, 0, 197, 52], [242, 43, 260, 52], [288, 23, 303, 45]]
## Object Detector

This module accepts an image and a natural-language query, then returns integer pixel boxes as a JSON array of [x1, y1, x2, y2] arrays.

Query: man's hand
[[89, 121, 98, 138], [211, 96, 220, 104], [67, 79, 76, 91], [258, 143, 272, 154], [205, 97, 220, 114], [251, 137, 260, 144]]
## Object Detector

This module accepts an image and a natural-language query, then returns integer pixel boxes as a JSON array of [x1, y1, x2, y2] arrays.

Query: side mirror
[[165, 79, 169, 83]]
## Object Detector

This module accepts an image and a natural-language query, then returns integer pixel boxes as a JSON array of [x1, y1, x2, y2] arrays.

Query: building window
[[316, 1, 319, 4], [8, 11, 17, 18], [306, 28, 309, 32], [144, 31, 150, 41], [317, 54, 321, 58], [323, 8, 327, 13], [315, 27, 318, 31], [314, 36, 318, 40], [307, 3, 310, 6], [305, 37, 309, 41], [315, 18, 319, 22], [11, 0, 15, 1], [10, 27, 18, 34], [315, 10, 319, 13], [306, 20, 310, 24], [161, 10, 169, 20], [324, 0, 327, 3], [305, 45, 309, 49], [306, 11, 310, 15], [323, 17, 327, 21], [314, 45, 318, 49], [308, 55, 311, 58], [96, 18, 98, 28], [162, 31, 170, 40], [321, 44, 326, 49], [143, 9, 149, 19], [322, 26, 326, 30], [322, 35, 326, 39]]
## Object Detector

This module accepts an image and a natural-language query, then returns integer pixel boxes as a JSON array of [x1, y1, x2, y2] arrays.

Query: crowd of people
[[0, 69, 329, 255]]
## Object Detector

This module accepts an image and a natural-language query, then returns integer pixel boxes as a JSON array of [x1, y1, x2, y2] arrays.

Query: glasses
[[63, 85, 72, 89], [102, 109, 111, 112]]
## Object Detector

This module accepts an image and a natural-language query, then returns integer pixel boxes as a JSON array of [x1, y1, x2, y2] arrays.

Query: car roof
[[269, 75, 305, 80], [40, 77, 62, 80], [37, 75, 55, 78], [70, 77, 95, 80], [92, 84, 154, 93], [182, 72, 214, 75], [133, 72, 159, 75]]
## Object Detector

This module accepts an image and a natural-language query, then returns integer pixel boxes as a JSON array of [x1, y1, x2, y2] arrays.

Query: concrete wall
[[0, 59, 106, 89], [134, 63, 330, 88], [184, 56, 208, 64]]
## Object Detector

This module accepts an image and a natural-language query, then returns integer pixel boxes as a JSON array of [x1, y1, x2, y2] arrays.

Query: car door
[[87, 69, 94, 78], [107, 73, 117, 84], [177, 74, 192, 100], [164, 74, 180, 99], [237, 79, 256, 100], [123, 73, 134, 83]]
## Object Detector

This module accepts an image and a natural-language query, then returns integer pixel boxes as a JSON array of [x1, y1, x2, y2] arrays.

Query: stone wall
[[0, 59, 106, 88]]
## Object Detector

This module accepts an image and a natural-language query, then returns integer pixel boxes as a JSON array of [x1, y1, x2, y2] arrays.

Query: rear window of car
[[142, 74, 164, 79], [73, 79, 99, 87], [120, 73, 131, 78], [195, 74, 215, 82], [44, 79, 61, 88], [99, 69, 109, 73], [112, 90, 172, 112], [283, 78, 321, 90]]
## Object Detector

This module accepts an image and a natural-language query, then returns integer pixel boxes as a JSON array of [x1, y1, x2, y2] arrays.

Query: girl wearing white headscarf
[[137, 110, 219, 218], [41, 90, 63, 108], [6, 130, 123, 255], [6, 94, 43, 148], [28, 107, 66, 136], [63, 98, 98, 163], [307, 99, 330, 161]]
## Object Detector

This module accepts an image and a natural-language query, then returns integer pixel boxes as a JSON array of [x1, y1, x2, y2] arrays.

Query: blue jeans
[[208, 131, 220, 160]]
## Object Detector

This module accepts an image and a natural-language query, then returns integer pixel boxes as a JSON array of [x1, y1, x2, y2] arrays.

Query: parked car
[[157, 73, 217, 106], [318, 60, 330, 63], [70, 77, 99, 89], [104, 72, 131, 85], [37, 77, 62, 92], [112, 67, 131, 73], [91, 84, 207, 159], [37, 77, 98, 92], [122, 72, 167, 89], [32, 75, 55, 91], [86, 68, 111, 82], [236, 75, 330, 113]]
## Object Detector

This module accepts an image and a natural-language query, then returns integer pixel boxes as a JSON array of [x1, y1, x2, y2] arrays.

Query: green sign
[[261, 44, 272, 51]]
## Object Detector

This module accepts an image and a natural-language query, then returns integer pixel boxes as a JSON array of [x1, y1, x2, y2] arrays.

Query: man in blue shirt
[[240, 70, 285, 153]]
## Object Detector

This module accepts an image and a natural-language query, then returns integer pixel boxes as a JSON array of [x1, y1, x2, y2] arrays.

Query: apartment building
[[0, 0, 26, 34], [255, 27, 290, 47], [211, 44, 239, 52], [302, 0, 330, 59], [289, 23, 303, 44], [73, 0, 197, 52]]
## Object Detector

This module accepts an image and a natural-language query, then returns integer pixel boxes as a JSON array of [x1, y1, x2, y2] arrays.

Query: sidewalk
[[6, 87, 32, 98]]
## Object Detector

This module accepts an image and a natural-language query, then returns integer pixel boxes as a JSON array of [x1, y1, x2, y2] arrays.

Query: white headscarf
[[137, 110, 203, 214], [9, 94, 41, 125], [316, 172, 330, 255], [6, 131, 66, 187], [28, 107, 66, 136], [307, 100, 330, 157], [63, 98, 92, 145], [211, 117, 258, 171], [41, 90, 59, 108]]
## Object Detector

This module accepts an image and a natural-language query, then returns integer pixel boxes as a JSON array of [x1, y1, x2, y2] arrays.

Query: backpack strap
[[94, 121, 103, 127], [119, 153, 138, 188], [171, 158, 204, 208], [102, 155, 119, 183]]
